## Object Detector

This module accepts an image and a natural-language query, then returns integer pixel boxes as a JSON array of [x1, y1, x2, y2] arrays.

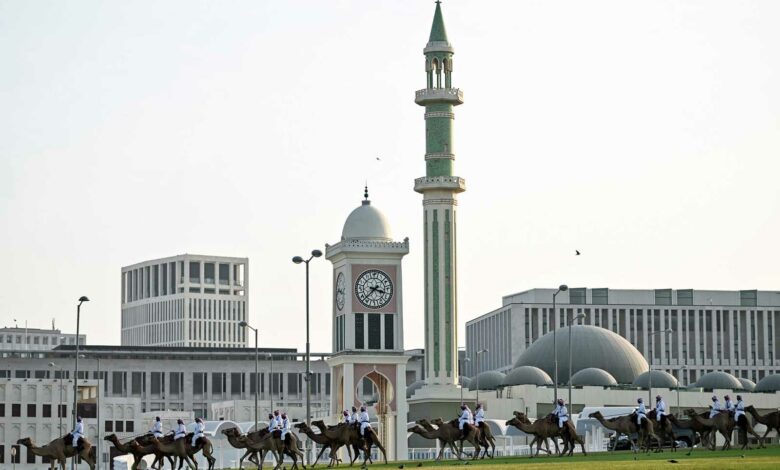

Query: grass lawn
[[287, 445, 780, 470]]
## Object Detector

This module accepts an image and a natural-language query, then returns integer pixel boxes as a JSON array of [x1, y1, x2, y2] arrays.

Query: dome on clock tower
[[341, 188, 392, 242]]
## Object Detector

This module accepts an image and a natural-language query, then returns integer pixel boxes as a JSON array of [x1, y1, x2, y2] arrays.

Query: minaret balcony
[[415, 88, 464, 106], [414, 176, 466, 194]]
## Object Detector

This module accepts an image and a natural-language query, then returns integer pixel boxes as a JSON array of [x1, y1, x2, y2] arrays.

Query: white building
[[120, 254, 248, 347], [465, 288, 780, 384], [0, 327, 85, 352]]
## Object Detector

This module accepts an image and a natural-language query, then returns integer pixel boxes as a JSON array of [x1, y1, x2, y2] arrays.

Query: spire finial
[[364, 184, 369, 201]]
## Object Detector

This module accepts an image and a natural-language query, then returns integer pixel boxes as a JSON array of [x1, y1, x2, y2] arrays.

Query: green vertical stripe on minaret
[[432, 209, 440, 376], [423, 210, 430, 376], [445, 209, 453, 376], [425, 103, 454, 177]]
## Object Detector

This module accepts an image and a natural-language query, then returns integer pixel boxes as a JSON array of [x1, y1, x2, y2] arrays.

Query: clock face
[[354, 269, 394, 309], [336, 272, 346, 311]]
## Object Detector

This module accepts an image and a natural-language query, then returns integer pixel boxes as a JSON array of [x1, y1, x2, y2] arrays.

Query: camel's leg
[[312, 444, 329, 467]]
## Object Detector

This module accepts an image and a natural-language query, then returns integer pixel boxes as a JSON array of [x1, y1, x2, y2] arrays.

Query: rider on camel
[[458, 404, 472, 439], [655, 395, 668, 424]]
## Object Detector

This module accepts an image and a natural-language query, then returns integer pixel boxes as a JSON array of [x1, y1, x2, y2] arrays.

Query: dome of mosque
[[738, 378, 756, 392], [342, 194, 392, 241], [754, 375, 780, 393], [514, 325, 648, 384], [693, 371, 743, 390], [469, 371, 506, 391], [569, 368, 618, 387], [632, 370, 679, 389], [502, 366, 554, 386]]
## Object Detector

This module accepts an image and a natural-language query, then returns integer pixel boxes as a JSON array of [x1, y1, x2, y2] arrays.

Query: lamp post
[[567, 313, 587, 407], [292, 250, 322, 444], [239, 321, 259, 431], [648, 329, 672, 403], [266, 353, 275, 412], [552, 285, 568, 400], [474, 349, 488, 403], [72, 296, 88, 470], [460, 357, 471, 403], [96, 356, 100, 470], [677, 365, 688, 418], [49, 363, 64, 435]]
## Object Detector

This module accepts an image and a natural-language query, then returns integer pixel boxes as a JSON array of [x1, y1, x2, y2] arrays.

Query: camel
[[416, 418, 482, 460], [726, 409, 764, 450], [148, 437, 198, 470], [685, 409, 735, 451], [746, 405, 780, 445], [667, 413, 712, 450], [505, 415, 561, 458], [646, 410, 677, 452], [513, 412, 586, 457], [431, 418, 485, 459], [588, 411, 660, 453], [294, 422, 345, 467], [408, 424, 463, 461], [104, 433, 173, 470], [220, 428, 263, 470], [475, 421, 497, 458], [182, 433, 217, 470], [244, 428, 305, 470], [312, 419, 387, 466], [17, 436, 95, 470]]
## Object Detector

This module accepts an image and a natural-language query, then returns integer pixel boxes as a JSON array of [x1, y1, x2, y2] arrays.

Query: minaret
[[414, 1, 465, 386]]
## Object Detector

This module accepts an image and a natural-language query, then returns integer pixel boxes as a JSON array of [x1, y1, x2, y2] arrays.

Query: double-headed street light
[[552, 285, 568, 401], [73, 296, 89, 431], [292, 249, 322, 434], [567, 312, 587, 407], [474, 349, 488, 403], [239, 321, 259, 432], [648, 329, 673, 403]]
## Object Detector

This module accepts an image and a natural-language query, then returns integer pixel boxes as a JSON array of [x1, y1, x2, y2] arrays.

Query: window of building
[[115, 420, 124, 432], [151, 264, 159, 297], [219, 263, 230, 285], [740, 290, 757, 307], [58, 404, 67, 418], [655, 289, 672, 306], [0, 444, 4, 464], [384, 314, 394, 349], [231, 373, 243, 397], [288, 373, 300, 396], [204, 263, 215, 284], [27, 447, 36, 464], [42, 404, 51, 418], [15, 370, 29, 378], [105, 421, 113, 432], [112, 372, 126, 396], [151, 372, 165, 397], [0, 403, 4, 416], [26, 403, 36, 417], [170, 372, 183, 397], [193, 372, 207, 396], [569, 288, 586, 305], [325, 372, 331, 395], [33, 336, 39, 344], [34, 370, 47, 379], [126, 421, 135, 433], [12, 404, 21, 417], [355, 314, 365, 349], [131, 372, 144, 396], [677, 289, 693, 306], [368, 313, 381, 349], [212, 373, 225, 395], [11, 445, 21, 464], [190, 262, 201, 283], [271, 373, 281, 395], [592, 288, 608, 305]]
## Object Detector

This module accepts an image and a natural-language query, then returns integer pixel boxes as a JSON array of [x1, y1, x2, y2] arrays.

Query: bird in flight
[[575, 250, 581, 256], [376, 157, 381, 161]]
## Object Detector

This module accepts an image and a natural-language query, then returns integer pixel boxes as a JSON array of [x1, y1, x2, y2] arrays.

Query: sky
[[1, 0, 778, 353]]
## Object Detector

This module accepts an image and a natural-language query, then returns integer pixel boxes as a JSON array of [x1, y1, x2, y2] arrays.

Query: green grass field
[[309, 445, 780, 470]]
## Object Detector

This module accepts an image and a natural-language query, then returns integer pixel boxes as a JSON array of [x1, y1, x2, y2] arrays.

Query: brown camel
[[746, 405, 780, 445], [148, 437, 198, 470], [588, 411, 654, 453], [431, 418, 484, 459], [312, 419, 387, 466], [646, 410, 677, 452], [685, 409, 734, 451], [667, 413, 712, 450], [246, 429, 305, 470], [220, 428, 264, 470], [505, 415, 562, 458], [17, 436, 95, 470], [180, 433, 217, 470], [408, 424, 463, 461], [727, 409, 764, 450], [475, 421, 497, 458], [294, 422, 346, 467], [513, 412, 587, 457], [104, 433, 174, 470]]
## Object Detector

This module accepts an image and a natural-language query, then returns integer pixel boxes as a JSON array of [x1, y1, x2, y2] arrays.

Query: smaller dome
[[503, 366, 553, 386], [458, 376, 472, 388], [755, 375, 780, 393], [569, 368, 618, 387], [469, 371, 506, 391], [694, 371, 743, 390], [633, 370, 679, 389], [738, 378, 756, 392], [341, 199, 392, 241], [406, 380, 425, 398]]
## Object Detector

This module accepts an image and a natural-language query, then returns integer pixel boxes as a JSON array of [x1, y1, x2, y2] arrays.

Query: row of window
[[564, 288, 760, 307], [0, 403, 66, 418], [122, 261, 246, 303], [2, 335, 77, 345]]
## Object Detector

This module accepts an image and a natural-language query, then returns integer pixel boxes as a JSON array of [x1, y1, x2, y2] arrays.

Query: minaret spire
[[414, 1, 465, 386]]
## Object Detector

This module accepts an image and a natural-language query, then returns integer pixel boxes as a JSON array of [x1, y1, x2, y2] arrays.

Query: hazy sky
[[1, 0, 778, 353]]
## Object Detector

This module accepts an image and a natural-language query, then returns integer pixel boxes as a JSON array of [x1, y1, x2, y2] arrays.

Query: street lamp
[[552, 284, 568, 401], [677, 365, 688, 418], [648, 329, 672, 403], [474, 349, 488, 403], [79, 354, 101, 470], [292, 249, 322, 435], [239, 321, 259, 431], [73, 297, 89, 426], [460, 357, 471, 403], [567, 312, 587, 407], [49, 363, 64, 435]]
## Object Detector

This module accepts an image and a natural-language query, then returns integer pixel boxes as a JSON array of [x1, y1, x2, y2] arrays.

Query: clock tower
[[325, 188, 410, 460]]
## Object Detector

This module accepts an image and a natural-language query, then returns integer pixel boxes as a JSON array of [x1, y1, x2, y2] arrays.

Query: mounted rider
[[280, 412, 292, 445], [474, 403, 486, 430], [71, 416, 85, 451], [553, 398, 569, 429], [267, 413, 277, 432], [709, 395, 722, 418], [636, 398, 648, 426], [273, 410, 283, 430], [174, 419, 187, 440], [724, 394, 735, 416], [150, 416, 164, 438], [351, 406, 360, 427], [458, 404, 473, 439], [192, 417, 205, 447], [655, 395, 668, 423], [359, 405, 371, 438], [734, 395, 747, 425]]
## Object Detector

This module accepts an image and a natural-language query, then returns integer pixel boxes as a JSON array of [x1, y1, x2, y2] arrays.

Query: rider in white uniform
[[458, 404, 472, 439], [636, 398, 648, 426], [655, 395, 668, 422], [280, 413, 291, 443], [474, 403, 485, 429], [724, 395, 734, 413], [734, 395, 747, 424], [192, 417, 205, 447], [553, 398, 569, 429], [150, 416, 164, 438], [351, 406, 360, 426], [71, 416, 85, 449], [174, 419, 187, 440], [709, 396, 722, 419], [267, 413, 277, 432], [343, 410, 352, 424], [359, 406, 371, 438]]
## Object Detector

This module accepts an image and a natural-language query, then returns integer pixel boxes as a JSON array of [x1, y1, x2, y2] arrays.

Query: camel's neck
[[22, 442, 48, 457], [109, 437, 130, 452], [746, 408, 764, 423], [511, 421, 534, 433], [419, 423, 435, 431], [691, 415, 713, 426], [227, 435, 244, 447], [414, 428, 437, 439], [595, 416, 620, 431]]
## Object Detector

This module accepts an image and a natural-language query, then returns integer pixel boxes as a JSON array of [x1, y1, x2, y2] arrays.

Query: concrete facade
[[120, 254, 248, 347], [0, 327, 85, 352], [465, 288, 780, 384]]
